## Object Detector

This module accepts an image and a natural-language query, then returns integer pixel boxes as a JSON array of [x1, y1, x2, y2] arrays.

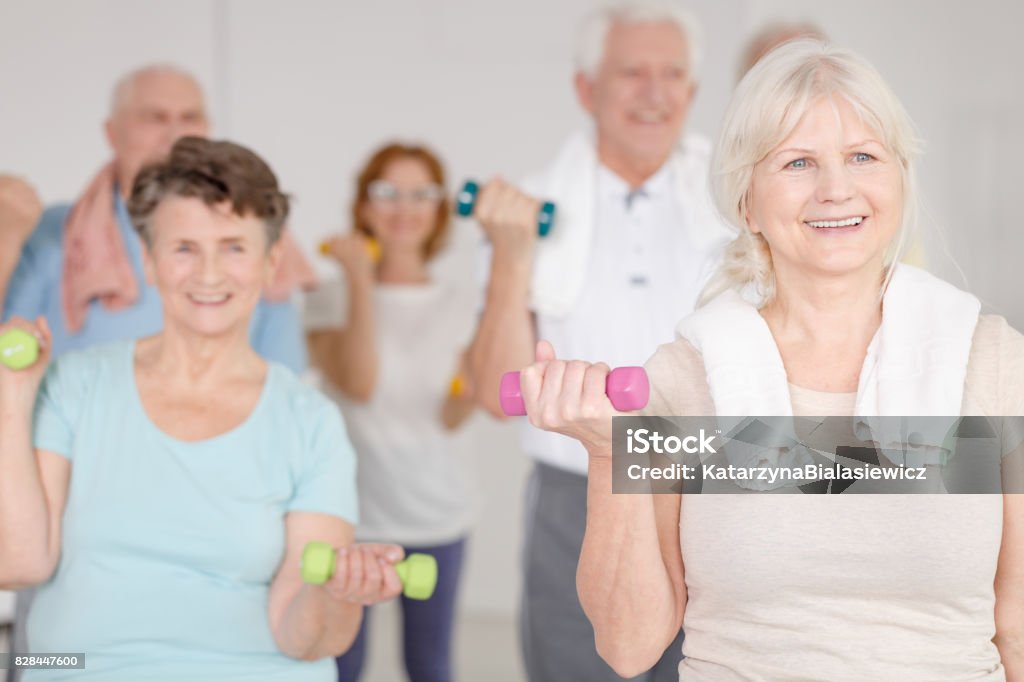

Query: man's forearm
[[468, 253, 536, 418]]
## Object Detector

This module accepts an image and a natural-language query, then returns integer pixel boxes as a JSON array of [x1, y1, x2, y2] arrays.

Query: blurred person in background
[[738, 20, 825, 76], [1, 64, 312, 368], [465, 1, 732, 679], [306, 142, 478, 682]]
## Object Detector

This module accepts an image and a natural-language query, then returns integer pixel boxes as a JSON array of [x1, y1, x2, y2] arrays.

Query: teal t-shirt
[[25, 340, 358, 681]]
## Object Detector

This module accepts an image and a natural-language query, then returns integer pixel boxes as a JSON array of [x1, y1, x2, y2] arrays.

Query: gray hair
[[128, 136, 288, 251], [738, 21, 827, 78], [109, 63, 203, 117], [703, 39, 922, 305], [574, 0, 703, 80]]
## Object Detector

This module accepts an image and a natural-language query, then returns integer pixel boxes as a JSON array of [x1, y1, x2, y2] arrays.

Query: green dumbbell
[[300, 541, 437, 601], [0, 329, 39, 370], [456, 180, 556, 237]]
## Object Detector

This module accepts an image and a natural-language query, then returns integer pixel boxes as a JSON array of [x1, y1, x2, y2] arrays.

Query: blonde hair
[[703, 39, 922, 305]]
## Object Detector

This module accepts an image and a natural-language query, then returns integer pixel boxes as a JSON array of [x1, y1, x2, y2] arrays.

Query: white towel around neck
[[675, 264, 981, 471], [521, 129, 731, 318]]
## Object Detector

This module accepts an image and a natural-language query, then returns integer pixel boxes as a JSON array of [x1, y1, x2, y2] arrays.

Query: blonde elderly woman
[[0, 137, 406, 681], [515, 40, 1024, 680]]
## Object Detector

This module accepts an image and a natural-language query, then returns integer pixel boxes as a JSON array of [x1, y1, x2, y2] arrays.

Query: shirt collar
[[595, 159, 674, 208]]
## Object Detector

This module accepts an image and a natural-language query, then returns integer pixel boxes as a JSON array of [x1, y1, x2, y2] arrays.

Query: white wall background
[[2, 0, 1022, 623]]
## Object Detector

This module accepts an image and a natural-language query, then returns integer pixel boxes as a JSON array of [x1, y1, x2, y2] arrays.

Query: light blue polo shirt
[[25, 340, 357, 681], [2, 191, 307, 372]]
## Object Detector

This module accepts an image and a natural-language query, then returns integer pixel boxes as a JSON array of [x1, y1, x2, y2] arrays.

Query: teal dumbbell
[[300, 541, 437, 601], [0, 329, 39, 370], [456, 180, 556, 237]]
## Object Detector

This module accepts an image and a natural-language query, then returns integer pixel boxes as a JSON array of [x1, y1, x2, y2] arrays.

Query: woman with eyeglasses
[[305, 143, 477, 682]]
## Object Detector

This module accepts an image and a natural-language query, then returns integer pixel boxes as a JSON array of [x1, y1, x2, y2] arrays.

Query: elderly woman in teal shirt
[[0, 137, 402, 681]]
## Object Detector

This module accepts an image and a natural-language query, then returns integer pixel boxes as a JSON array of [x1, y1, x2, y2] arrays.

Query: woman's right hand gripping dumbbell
[[518, 340, 625, 459], [316, 543, 406, 607], [0, 316, 51, 412], [473, 178, 544, 262], [320, 233, 378, 286]]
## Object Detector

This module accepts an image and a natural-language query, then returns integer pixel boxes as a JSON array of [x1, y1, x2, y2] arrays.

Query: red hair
[[351, 143, 450, 260]]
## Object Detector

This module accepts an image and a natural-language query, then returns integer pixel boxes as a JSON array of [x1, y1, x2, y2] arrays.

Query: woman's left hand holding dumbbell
[[321, 543, 405, 606], [0, 316, 51, 414], [321, 233, 377, 286]]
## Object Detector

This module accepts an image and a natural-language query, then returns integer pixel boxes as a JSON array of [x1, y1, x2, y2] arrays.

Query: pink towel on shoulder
[[61, 162, 138, 332], [61, 162, 317, 332]]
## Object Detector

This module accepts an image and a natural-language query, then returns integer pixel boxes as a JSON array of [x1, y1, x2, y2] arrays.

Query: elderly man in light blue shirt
[[0, 64, 306, 681], [0, 65, 305, 368]]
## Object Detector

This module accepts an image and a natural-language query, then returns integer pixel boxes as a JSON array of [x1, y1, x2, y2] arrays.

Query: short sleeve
[[1000, 319, 1024, 417], [999, 320, 1024, 454], [3, 250, 46, 322], [32, 354, 86, 459], [288, 399, 359, 525], [302, 277, 348, 331], [965, 315, 1024, 417], [249, 297, 308, 374], [639, 339, 715, 417], [2, 206, 67, 323]]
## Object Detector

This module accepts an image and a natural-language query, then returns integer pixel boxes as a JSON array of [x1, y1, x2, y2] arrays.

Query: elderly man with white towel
[[516, 38, 1024, 681], [467, 2, 731, 679]]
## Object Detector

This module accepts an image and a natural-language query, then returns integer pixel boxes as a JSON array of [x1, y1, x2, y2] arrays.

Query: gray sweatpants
[[521, 461, 685, 682]]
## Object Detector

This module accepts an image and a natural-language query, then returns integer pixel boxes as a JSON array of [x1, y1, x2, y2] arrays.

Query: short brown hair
[[128, 136, 289, 248], [352, 143, 450, 260]]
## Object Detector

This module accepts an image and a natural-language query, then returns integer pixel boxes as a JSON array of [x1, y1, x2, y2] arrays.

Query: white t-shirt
[[522, 162, 724, 474], [304, 276, 478, 545]]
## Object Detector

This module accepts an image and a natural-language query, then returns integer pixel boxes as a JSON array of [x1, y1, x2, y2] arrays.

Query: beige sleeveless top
[[642, 315, 1024, 681]]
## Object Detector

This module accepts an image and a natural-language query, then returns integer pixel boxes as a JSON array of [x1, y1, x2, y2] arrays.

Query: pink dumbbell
[[499, 366, 649, 416]]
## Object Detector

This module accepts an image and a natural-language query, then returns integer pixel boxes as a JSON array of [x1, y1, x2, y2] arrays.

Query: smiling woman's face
[[143, 195, 278, 339], [746, 95, 903, 281], [360, 156, 442, 255]]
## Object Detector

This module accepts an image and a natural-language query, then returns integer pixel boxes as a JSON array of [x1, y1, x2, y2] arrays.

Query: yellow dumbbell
[[318, 238, 381, 264]]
